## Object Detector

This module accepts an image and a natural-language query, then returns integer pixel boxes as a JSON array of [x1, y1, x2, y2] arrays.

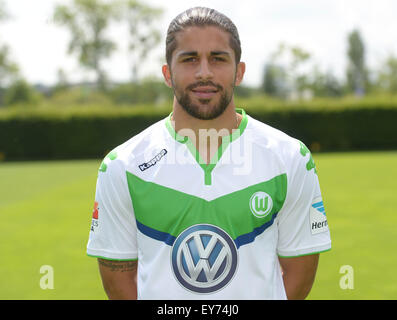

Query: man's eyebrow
[[177, 51, 198, 58], [177, 51, 231, 58], [210, 51, 230, 56]]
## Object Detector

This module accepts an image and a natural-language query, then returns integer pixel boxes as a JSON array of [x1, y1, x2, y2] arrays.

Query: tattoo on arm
[[98, 259, 138, 272]]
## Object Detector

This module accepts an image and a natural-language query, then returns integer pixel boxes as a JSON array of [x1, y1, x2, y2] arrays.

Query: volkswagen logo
[[171, 224, 238, 294]]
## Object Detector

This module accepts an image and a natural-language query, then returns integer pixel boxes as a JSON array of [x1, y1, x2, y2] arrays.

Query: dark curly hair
[[165, 7, 241, 66]]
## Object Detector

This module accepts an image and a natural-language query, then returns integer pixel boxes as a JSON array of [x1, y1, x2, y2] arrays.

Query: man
[[86, 7, 331, 300]]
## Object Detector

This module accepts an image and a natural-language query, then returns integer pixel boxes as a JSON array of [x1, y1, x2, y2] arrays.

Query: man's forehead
[[173, 26, 233, 54]]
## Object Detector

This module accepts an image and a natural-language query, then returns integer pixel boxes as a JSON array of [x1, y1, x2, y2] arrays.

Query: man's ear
[[234, 61, 246, 86], [162, 64, 173, 88]]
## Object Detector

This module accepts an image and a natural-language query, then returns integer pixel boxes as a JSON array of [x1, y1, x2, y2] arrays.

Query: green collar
[[165, 108, 248, 185]]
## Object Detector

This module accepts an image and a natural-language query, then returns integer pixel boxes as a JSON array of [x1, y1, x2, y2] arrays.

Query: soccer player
[[86, 7, 331, 300]]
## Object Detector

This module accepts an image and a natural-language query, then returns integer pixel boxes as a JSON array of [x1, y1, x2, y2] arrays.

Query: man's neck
[[170, 98, 242, 164]]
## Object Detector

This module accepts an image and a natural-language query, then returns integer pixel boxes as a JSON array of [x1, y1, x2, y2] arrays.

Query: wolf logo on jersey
[[249, 192, 273, 218]]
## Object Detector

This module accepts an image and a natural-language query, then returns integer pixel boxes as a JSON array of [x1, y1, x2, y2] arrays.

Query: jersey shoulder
[[98, 117, 168, 174], [245, 114, 304, 162], [246, 114, 318, 178]]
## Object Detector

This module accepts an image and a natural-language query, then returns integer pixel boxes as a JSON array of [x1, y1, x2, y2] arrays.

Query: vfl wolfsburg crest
[[171, 224, 238, 294], [249, 192, 273, 218]]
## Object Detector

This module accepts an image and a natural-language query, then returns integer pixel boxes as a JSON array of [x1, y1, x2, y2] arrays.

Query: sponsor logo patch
[[90, 201, 99, 232], [171, 224, 238, 294], [310, 197, 328, 235]]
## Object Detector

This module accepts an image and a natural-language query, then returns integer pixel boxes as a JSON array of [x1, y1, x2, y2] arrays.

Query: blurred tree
[[108, 78, 172, 105], [0, 43, 19, 86], [0, 0, 19, 93], [49, 86, 112, 106], [309, 65, 344, 97], [51, 68, 69, 95], [289, 46, 312, 97], [4, 79, 42, 106], [375, 54, 397, 94], [263, 43, 312, 100], [346, 29, 370, 96], [234, 84, 261, 98], [120, 0, 163, 82], [262, 63, 278, 96], [262, 63, 288, 99], [53, 0, 120, 91]]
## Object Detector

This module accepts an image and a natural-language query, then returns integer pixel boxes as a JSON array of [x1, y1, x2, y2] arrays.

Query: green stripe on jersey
[[126, 172, 287, 240]]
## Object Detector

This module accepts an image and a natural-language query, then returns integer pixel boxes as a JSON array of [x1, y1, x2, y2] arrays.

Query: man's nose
[[195, 58, 214, 80]]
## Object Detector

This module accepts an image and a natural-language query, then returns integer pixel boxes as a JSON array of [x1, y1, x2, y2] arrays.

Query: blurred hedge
[[0, 97, 396, 161]]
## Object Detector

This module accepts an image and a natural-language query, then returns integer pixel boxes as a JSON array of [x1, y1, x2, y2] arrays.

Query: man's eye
[[213, 57, 226, 62], [183, 57, 197, 62]]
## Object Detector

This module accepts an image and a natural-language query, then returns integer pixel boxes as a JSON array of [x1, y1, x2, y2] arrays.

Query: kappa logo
[[171, 224, 238, 294], [139, 149, 167, 171], [249, 191, 273, 218]]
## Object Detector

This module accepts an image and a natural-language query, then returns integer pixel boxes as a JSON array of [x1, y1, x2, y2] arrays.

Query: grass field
[[0, 151, 396, 299]]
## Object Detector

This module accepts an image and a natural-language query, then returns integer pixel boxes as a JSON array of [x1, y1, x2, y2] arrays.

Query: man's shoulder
[[119, 117, 167, 153], [98, 117, 168, 173], [245, 113, 302, 159], [245, 113, 317, 180]]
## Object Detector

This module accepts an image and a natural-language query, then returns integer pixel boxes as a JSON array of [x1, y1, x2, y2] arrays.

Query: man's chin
[[184, 104, 226, 120], [195, 99, 213, 107], [176, 91, 231, 120]]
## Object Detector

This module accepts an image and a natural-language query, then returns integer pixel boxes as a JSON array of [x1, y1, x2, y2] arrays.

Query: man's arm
[[278, 254, 319, 300], [97, 259, 138, 300]]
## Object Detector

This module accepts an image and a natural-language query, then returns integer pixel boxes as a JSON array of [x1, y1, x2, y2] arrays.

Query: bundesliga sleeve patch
[[310, 197, 328, 235], [90, 201, 99, 232]]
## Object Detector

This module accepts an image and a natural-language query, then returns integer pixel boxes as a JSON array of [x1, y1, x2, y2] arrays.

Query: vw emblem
[[171, 224, 238, 294]]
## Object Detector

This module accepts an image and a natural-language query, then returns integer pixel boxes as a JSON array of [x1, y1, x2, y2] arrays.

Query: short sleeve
[[277, 141, 331, 257], [86, 154, 138, 260]]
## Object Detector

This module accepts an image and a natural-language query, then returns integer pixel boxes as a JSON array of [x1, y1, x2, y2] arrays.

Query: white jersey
[[86, 108, 331, 299]]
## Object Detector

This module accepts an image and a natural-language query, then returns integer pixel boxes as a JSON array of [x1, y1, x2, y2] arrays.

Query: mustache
[[186, 81, 223, 91]]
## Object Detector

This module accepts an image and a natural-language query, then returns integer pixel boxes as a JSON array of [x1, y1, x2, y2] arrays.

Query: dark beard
[[174, 81, 234, 120]]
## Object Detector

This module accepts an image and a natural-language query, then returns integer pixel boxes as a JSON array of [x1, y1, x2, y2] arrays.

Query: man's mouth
[[191, 86, 219, 99]]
